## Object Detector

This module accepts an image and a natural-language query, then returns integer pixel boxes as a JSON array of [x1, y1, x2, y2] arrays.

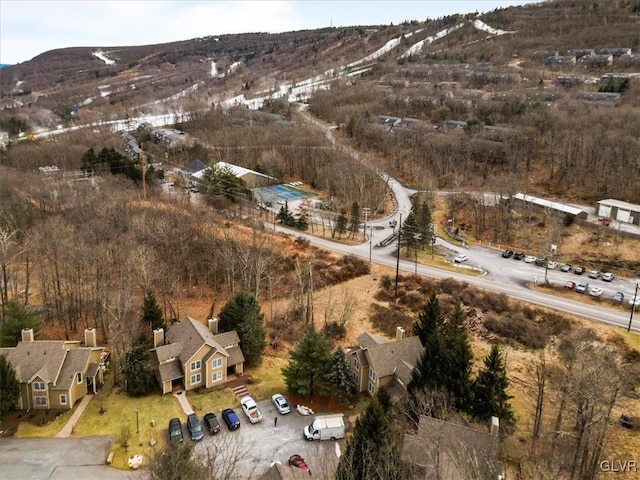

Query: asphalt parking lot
[[0, 436, 142, 480], [193, 399, 344, 479]]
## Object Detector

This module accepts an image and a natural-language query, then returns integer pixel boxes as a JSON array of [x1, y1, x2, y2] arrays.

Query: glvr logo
[[600, 460, 637, 472]]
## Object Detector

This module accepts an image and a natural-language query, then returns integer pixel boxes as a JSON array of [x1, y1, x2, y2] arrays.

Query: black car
[[168, 417, 183, 443], [222, 408, 241, 431], [186, 413, 204, 441], [513, 252, 525, 260], [574, 267, 585, 275], [501, 250, 514, 258], [203, 412, 220, 435]]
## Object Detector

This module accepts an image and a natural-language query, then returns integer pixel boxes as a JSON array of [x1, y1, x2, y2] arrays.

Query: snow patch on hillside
[[93, 51, 115, 65], [472, 19, 514, 36], [401, 23, 464, 58]]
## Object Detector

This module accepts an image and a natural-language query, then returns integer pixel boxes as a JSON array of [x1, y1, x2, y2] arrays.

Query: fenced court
[[253, 184, 313, 206]]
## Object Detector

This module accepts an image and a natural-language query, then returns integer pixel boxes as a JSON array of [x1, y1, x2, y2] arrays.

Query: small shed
[[596, 199, 640, 226], [513, 193, 588, 220]]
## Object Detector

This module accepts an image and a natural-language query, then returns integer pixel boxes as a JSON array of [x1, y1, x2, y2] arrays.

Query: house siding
[[184, 345, 209, 391], [206, 352, 227, 389]]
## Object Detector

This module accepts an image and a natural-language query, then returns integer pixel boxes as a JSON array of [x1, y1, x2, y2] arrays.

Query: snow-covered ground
[[472, 19, 514, 36], [92, 51, 115, 65], [401, 23, 465, 58]]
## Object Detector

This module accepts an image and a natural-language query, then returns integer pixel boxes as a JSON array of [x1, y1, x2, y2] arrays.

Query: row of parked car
[[501, 250, 616, 281], [168, 393, 291, 442]]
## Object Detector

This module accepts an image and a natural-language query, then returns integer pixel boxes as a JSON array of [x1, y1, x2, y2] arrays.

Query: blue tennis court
[[253, 184, 311, 205]]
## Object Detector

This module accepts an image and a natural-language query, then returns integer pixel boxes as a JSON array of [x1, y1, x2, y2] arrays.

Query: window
[[354, 358, 360, 370], [369, 369, 377, 381], [368, 382, 376, 395], [190, 374, 201, 385], [190, 360, 201, 371], [33, 382, 45, 391], [212, 371, 222, 382], [35, 396, 48, 407], [212, 358, 222, 369], [76, 373, 82, 384], [59, 394, 67, 405], [352, 372, 359, 384]]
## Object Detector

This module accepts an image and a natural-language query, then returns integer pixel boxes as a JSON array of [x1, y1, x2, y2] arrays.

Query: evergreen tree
[[202, 163, 251, 202], [282, 325, 332, 397], [140, 290, 165, 332], [417, 202, 433, 248], [331, 346, 357, 404], [400, 207, 420, 251], [441, 303, 473, 411], [218, 291, 267, 367], [0, 299, 41, 347], [0, 355, 20, 415], [471, 344, 515, 430], [412, 292, 442, 345], [336, 391, 406, 480], [123, 335, 157, 396], [275, 202, 295, 226], [348, 202, 361, 238], [335, 209, 348, 238]]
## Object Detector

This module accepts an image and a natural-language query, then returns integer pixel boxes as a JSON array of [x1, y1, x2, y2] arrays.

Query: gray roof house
[[402, 415, 502, 479], [347, 328, 423, 402], [151, 317, 244, 394], [0, 328, 106, 410]]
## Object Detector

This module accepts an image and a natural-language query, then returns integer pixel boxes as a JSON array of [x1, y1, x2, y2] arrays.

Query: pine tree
[[282, 325, 333, 397], [0, 299, 41, 347], [471, 344, 515, 430], [0, 355, 20, 415], [441, 303, 473, 411], [417, 202, 433, 248], [331, 346, 357, 404], [123, 335, 157, 396], [400, 207, 420, 251], [348, 202, 360, 238], [335, 209, 348, 238], [140, 290, 165, 332], [276, 202, 295, 226], [218, 291, 267, 367], [412, 292, 442, 345]]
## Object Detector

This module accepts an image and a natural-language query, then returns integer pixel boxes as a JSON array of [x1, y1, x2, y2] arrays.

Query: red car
[[565, 281, 576, 290], [289, 454, 311, 475]]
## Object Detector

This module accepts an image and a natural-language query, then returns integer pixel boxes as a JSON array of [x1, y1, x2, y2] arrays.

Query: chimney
[[21, 328, 34, 342], [491, 416, 500, 436], [84, 328, 97, 347], [395, 326, 405, 341], [208, 318, 219, 335], [153, 328, 165, 348]]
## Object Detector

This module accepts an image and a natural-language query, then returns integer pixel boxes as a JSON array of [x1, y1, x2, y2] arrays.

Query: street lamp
[[135, 408, 140, 434], [628, 281, 640, 332]]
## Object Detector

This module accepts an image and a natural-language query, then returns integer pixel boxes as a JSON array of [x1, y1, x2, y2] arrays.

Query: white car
[[454, 254, 468, 263], [602, 272, 615, 282], [547, 261, 558, 270], [271, 393, 291, 415], [630, 296, 640, 307], [589, 286, 604, 297], [524, 255, 537, 263], [240, 396, 263, 424]]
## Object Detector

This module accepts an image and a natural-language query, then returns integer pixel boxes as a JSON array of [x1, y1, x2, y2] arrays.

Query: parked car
[[588, 270, 600, 279], [630, 296, 640, 307], [602, 272, 615, 282], [222, 408, 241, 431], [560, 263, 572, 272], [186, 413, 204, 441], [573, 267, 585, 275], [240, 396, 263, 424], [612, 292, 624, 303], [272, 393, 291, 415], [203, 412, 220, 435], [513, 252, 525, 260], [589, 286, 604, 297], [576, 282, 589, 293], [454, 254, 468, 263], [168, 417, 183, 443], [289, 454, 311, 474], [565, 281, 576, 290], [547, 261, 558, 270], [501, 250, 514, 258], [597, 217, 611, 226]]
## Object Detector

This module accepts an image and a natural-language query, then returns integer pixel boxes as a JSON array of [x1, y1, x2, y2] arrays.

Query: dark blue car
[[222, 408, 240, 431]]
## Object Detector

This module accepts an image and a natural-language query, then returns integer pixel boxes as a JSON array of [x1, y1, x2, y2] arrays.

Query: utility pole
[[140, 144, 146, 201], [395, 214, 402, 298], [362, 207, 370, 241], [629, 281, 639, 332]]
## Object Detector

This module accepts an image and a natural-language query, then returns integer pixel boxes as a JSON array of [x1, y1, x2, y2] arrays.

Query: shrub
[[369, 304, 413, 337]]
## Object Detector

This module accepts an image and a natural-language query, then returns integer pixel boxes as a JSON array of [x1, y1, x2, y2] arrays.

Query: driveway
[[0, 436, 143, 480], [193, 399, 345, 479]]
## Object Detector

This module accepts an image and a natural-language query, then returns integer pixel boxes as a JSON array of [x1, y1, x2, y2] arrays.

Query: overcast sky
[[1, 1, 538, 65]]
